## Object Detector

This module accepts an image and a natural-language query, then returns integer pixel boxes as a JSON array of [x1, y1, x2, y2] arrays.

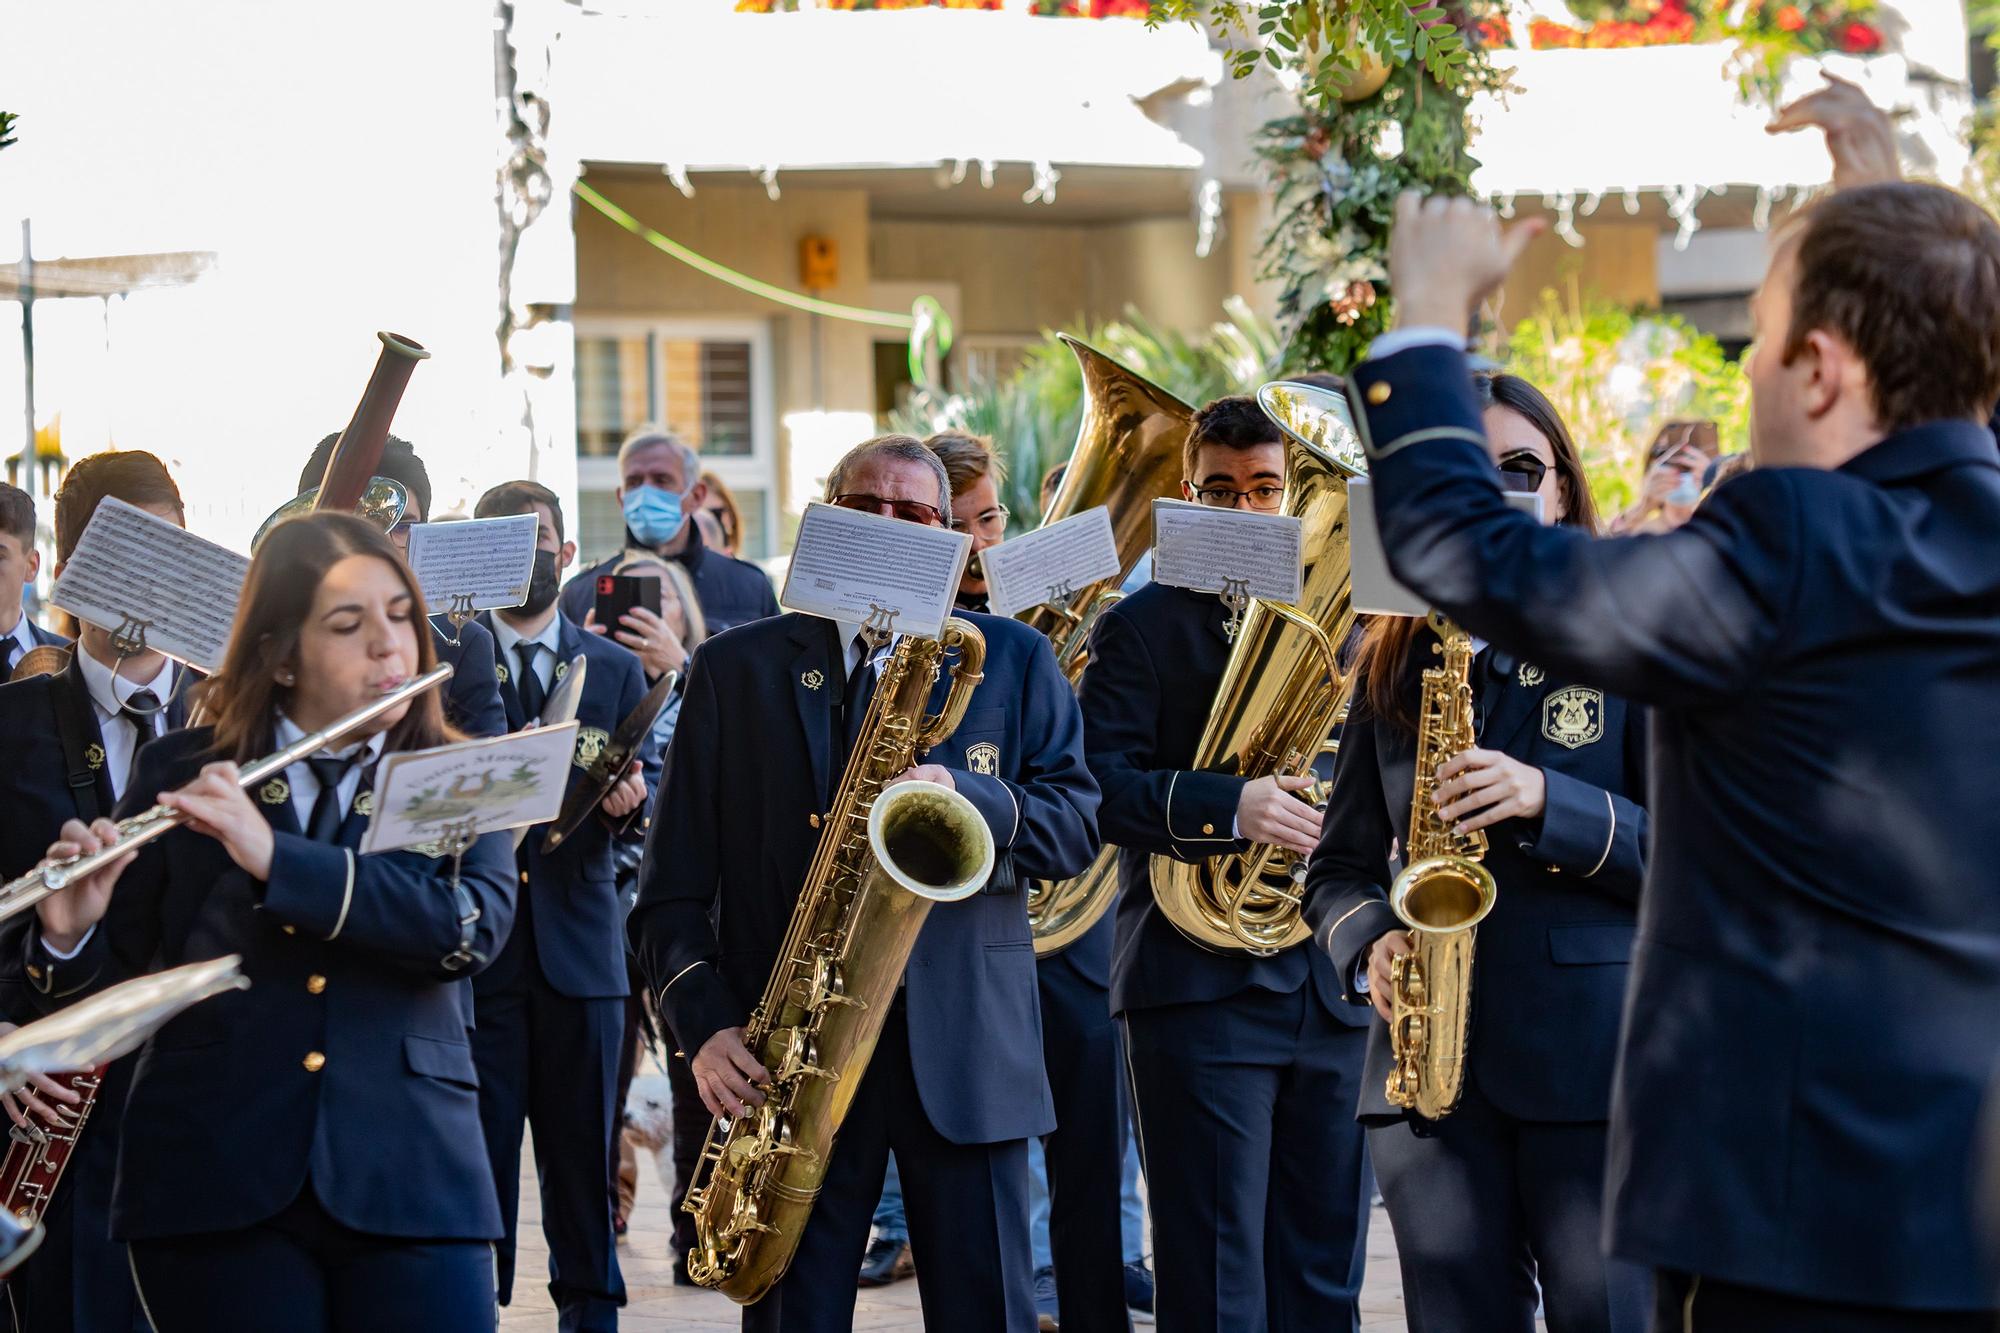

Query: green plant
[[0, 113, 16, 153], [1502, 279, 1749, 514], [1151, 0, 1475, 98]]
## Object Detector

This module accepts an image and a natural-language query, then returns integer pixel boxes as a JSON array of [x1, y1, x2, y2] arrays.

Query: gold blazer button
[[306, 975, 327, 995], [1366, 382, 1392, 406], [302, 1051, 326, 1073]]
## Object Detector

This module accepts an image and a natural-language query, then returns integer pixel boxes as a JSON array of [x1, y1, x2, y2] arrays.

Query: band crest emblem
[[965, 741, 1000, 776], [801, 669, 825, 691], [354, 791, 374, 817], [259, 778, 290, 806], [575, 727, 611, 769], [1517, 662, 1545, 689], [496, 663, 510, 685], [84, 743, 105, 771], [1542, 686, 1603, 749]]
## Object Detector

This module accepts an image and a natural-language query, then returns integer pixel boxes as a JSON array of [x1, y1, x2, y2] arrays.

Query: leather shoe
[[857, 1236, 912, 1287]]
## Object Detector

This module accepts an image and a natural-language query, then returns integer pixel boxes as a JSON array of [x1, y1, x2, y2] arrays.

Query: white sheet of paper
[[405, 513, 539, 615], [779, 503, 970, 639], [51, 497, 249, 673], [1348, 477, 1543, 617], [362, 723, 579, 854], [982, 506, 1122, 620], [1149, 499, 1304, 605]]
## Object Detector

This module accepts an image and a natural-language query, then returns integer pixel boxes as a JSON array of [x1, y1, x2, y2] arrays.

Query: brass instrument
[[1148, 381, 1367, 955], [685, 621, 992, 1304], [253, 331, 430, 549], [1385, 611, 1497, 1121], [1024, 336, 1191, 956], [0, 664, 452, 925], [8, 643, 69, 683]]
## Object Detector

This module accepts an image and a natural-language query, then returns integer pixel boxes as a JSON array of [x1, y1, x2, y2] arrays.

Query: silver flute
[[0, 662, 454, 925]]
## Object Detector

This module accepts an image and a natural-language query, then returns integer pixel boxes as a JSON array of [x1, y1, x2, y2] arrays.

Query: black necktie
[[0, 638, 16, 678], [515, 641, 546, 720], [121, 689, 162, 788], [841, 640, 880, 757], [305, 753, 364, 843]]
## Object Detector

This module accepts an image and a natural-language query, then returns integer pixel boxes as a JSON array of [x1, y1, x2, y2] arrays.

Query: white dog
[[621, 1071, 678, 1211]]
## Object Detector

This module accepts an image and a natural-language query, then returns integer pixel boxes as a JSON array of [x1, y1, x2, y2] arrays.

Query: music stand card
[[1347, 477, 1542, 617], [1149, 499, 1303, 605], [981, 506, 1122, 620], [361, 723, 578, 855], [405, 513, 539, 616], [779, 503, 970, 640], [51, 497, 249, 673]]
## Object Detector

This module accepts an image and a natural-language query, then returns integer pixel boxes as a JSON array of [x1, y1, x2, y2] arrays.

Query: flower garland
[[734, 1, 1154, 15], [1519, 0, 1881, 53]]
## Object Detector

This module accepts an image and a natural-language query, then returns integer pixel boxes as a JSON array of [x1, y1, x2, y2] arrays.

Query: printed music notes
[[362, 724, 579, 854], [51, 498, 250, 672], [405, 513, 538, 616], [1149, 498, 1304, 606], [779, 503, 970, 640], [981, 507, 1121, 620]]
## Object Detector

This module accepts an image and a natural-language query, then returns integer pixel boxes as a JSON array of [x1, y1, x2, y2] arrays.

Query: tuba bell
[[1147, 380, 1367, 955], [1023, 336, 1191, 956]]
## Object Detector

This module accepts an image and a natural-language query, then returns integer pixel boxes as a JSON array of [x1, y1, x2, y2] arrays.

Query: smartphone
[[595, 573, 661, 629]]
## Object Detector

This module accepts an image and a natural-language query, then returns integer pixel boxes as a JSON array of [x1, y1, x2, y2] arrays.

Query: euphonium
[[684, 621, 992, 1304], [1148, 380, 1367, 955], [1024, 336, 1191, 956], [1385, 611, 1497, 1121]]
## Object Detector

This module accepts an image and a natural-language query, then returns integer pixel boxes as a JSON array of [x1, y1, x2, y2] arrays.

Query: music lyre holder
[[435, 816, 485, 974], [108, 616, 170, 720], [860, 604, 900, 651], [441, 592, 477, 648], [1041, 578, 1077, 614], [1220, 576, 1252, 641]]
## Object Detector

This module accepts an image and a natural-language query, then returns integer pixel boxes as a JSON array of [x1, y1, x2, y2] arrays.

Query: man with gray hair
[[629, 433, 1101, 1332], [560, 425, 779, 643]]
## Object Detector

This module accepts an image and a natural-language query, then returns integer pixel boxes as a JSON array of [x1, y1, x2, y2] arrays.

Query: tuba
[[1024, 336, 1191, 956], [1385, 612, 1497, 1121], [685, 621, 992, 1304], [1147, 381, 1367, 955]]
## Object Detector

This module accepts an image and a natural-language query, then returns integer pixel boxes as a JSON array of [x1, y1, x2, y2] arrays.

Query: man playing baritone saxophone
[[628, 435, 1100, 1333], [1075, 398, 1372, 1333]]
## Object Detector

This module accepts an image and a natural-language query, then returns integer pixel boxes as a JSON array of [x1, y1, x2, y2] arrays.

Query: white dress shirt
[[490, 613, 563, 697], [76, 648, 177, 805], [273, 714, 386, 824]]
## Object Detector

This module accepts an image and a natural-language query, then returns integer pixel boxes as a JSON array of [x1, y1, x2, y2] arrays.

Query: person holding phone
[[1605, 420, 1717, 535]]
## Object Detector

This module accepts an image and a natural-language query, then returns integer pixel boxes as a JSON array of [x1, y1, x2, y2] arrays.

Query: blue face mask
[[622, 485, 687, 547]]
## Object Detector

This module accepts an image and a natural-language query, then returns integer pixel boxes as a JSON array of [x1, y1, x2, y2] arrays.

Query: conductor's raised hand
[[36, 817, 136, 953], [160, 763, 274, 881], [1768, 73, 1900, 192], [1388, 192, 1545, 334]]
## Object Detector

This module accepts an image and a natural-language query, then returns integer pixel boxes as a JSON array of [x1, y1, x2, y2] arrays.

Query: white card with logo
[[981, 506, 1122, 620], [1149, 499, 1303, 605], [780, 503, 971, 640], [405, 513, 539, 616], [362, 723, 578, 854], [1348, 477, 1542, 617], [51, 497, 249, 673]]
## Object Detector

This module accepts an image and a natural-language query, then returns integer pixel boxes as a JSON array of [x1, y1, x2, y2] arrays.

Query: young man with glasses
[[629, 433, 1100, 1333], [1076, 395, 1373, 1333]]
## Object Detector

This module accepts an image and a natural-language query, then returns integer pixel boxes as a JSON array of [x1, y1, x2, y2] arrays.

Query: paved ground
[[499, 1082, 1423, 1332]]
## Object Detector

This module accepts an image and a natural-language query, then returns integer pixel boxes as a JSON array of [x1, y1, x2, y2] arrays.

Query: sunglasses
[[829, 493, 947, 527], [1495, 452, 1550, 494]]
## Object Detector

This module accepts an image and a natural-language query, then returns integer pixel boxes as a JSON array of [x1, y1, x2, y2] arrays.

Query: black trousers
[[472, 920, 626, 1333], [6, 1075, 146, 1333], [1651, 1271, 2000, 1333], [1369, 1085, 1648, 1333], [667, 1049, 707, 1264], [743, 998, 1036, 1333], [1122, 986, 1370, 1333], [1036, 956, 1131, 1333], [124, 1186, 493, 1333]]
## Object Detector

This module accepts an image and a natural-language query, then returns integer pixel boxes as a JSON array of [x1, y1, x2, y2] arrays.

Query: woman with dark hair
[[1304, 373, 1652, 1333], [16, 511, 517, 1332]]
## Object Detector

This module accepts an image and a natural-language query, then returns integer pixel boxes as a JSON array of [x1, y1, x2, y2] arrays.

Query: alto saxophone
[[1385, 611, 1498, 1121], [684, 620, 993, 1304]]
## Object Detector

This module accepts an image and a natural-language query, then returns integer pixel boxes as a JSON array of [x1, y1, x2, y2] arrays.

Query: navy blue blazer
[[1305, 636, 1648, 1124], [11, 727, 518, 1243], [21, 617, 68, 650], [1353, 342, 2000, 1309], [431, 614, 507, 739], [559, 522, 779, 637], [1077, 582, 1358, 1024], [629, 610, 1099, 1145], [477, 612, 657, 1000]]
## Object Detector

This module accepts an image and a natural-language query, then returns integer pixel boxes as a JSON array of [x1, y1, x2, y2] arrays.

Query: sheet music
[[405, 513, 539, 615], [51, 497, 249, 672], [1347, 477, 1542, 616], [779, 503, 970, 639], [1149, 498, 1304, 605], [362, 724, 578, 854], [981, 506, 1122, 620]]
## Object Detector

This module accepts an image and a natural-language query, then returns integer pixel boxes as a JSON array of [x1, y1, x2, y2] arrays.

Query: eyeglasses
[[1192, 485, 1286, 512], [1495, 453, 1550, 494], [829, 493, 948, 527], [952, 505, 1011, 539]]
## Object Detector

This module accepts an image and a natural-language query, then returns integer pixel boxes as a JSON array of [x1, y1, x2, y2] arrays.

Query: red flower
[[1475, 14, 1512, 43], [1838, 19, 1883, 52], [1773, 4, 1806, 29]]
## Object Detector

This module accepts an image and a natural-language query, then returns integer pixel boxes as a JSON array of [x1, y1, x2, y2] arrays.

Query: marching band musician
[[9, 511, 517, 1332], [0, 484, 67, 670], [296, 435, 508, 739], [0, 451, 195, 1333], [1075, 398, 1372, 1333], [927, 432, 1129, 1333], [1356, 186, 2000, 1330], [1304, 373, 1650, 1333], [469, 481, 656, 1333], [628, 434, 1099, 1333]]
